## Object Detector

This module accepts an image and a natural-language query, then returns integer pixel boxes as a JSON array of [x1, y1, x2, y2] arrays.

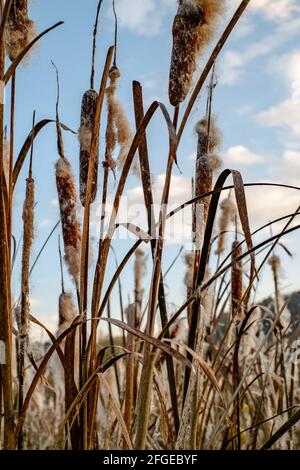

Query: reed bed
[[1, 0, 300, 451]]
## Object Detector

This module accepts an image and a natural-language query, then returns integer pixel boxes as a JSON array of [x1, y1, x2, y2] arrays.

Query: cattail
[[231, 240, 243, 321], [18, 112, 35, 448], [105, 66, 138, 174], [6, 0, 36, 62], [79, 89, 99, 206], [20, 176, 34, 350], [57, 292, 77, 342], [216, 195, 236, 256], [184, 252, 194, 299], [56, 158, 82, 287], [268, 254, 282, 316], [193, 115, 221, 247], [169, 0, 224, 106], [53, 63, 81, 287], [78, 1, 104, 206]]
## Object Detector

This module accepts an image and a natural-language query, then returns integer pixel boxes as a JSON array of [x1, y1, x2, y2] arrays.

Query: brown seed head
[[105, 67, 138, 174], [216, 196, 236, 255], [56, 157, 82, 286], [79, 89, 99, 206], [169, 0, 224, 106], [6, 0, 36, 62]]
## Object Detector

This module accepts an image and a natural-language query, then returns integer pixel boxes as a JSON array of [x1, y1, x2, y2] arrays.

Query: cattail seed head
[[20, 176, 35, 351], [105, 67, 138, 174], [216, 196, 236, 256], [268, 254, 281, 273], [195, 116, 221, 155], [6, 0, 36, 62], [56, 157, 81, 287], [169, 0, 224, 106], [134, 249, 147, 293], [79, 89, 99, 206], [193, 115, 222, 245], [58, 292, 77, 328], [231, 240, 243, 320], [184, 252, 194, 295], [57, 291, 77, 352]]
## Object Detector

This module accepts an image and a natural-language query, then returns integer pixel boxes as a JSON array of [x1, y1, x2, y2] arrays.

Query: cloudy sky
[[9, 0, 300, 338]]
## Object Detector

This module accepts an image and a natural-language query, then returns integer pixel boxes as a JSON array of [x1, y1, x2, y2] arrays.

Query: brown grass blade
[[13, 119, 76, 189], [4, 21, 64, 84]]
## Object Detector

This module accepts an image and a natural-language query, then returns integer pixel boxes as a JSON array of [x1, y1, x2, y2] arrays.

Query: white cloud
[[250, 0, 300, 22], [115, 0, 177, 36], [246, 184, 300, 230], [224, 145, 265, 166], [270, 150, 300, 185], [39, 218, 54, 228], [258, 99, 300, 138], [220, 50, 245, 85], [220, 16, 300, 86]]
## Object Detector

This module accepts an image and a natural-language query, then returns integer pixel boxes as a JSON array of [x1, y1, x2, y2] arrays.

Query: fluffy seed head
[[58, 291, 77, 327], [22, 177, 35, 287], [216, 196, 236, 255], [20, 176, 35, 350], [184, 252, 195, 294], [56, 157, 82, 286], [105, 67, 138, 174], [6, 0, 37, 62], [268, 254, 281, 272], [195, 116, 221, 155], [193, 115, 222, 242], [79, 89, 99, 206], [169, 0, 224, 106], [134, 249, 147, 292]]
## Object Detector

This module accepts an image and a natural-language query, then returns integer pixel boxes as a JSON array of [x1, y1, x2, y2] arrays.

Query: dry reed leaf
[[102, 318, 192, 369], [116, 223, 152, 243], [231, 240, 243, 320], [5, 21, 64, 84], [165, 338, 225, 406], [98, 373, 133, 450], [13, 119, 75, 190]]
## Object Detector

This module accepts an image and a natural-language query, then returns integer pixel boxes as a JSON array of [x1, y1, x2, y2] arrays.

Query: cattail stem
[[8, 72, 15, 263], [112, 0, 118, 67], [0, 9, 14, 448], [90, 0, 103, 91]]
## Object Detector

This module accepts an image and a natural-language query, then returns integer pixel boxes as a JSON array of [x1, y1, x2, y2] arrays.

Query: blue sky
[[9, 0, 300, 338]]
